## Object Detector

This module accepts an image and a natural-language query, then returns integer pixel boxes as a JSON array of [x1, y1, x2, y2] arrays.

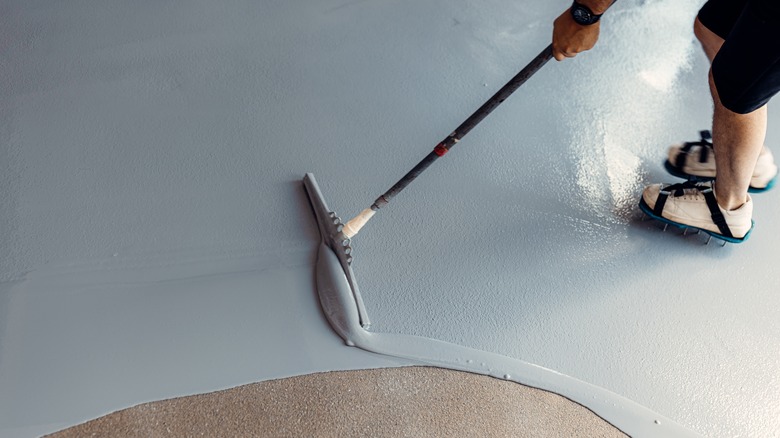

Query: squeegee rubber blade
[[302, 173, 371, 328]]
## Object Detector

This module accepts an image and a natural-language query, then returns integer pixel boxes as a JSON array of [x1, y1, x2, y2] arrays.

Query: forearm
[[551, 0, 616, 61]]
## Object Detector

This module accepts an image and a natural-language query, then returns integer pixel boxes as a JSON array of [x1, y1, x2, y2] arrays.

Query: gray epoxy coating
[[2, 0, 779, 437], [307, 194, 698, 436]]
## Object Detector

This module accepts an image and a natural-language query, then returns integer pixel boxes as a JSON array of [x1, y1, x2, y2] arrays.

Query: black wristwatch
[[570, 1, 602, 25]]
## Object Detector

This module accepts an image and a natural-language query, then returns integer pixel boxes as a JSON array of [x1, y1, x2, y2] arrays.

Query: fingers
[[552, 47, 577, 62], [551, 9, 600, 62]]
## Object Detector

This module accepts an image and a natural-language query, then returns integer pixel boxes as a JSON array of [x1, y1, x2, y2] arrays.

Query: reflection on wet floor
[[2, 0, 779, 437]]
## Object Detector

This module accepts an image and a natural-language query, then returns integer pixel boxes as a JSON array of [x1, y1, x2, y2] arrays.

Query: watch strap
[[570, 1, 603, 25]]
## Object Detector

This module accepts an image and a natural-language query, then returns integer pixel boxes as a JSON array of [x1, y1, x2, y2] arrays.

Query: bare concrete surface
[[47, 367, 627, 438]]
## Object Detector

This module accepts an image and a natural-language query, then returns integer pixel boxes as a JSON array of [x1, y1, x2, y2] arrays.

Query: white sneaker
[[665, 130, 778, 192], [639, 181, 753, 243]]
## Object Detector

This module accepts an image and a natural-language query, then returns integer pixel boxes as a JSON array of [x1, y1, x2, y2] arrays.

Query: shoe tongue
[[668, 181, 701, 197]]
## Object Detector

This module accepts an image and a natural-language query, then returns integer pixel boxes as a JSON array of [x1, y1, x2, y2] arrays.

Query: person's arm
[[552, 0, 616, 61]]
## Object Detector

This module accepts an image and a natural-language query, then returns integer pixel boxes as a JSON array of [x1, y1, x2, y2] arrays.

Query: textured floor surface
[[48, 367, 627, 438], [4, 0, 780, 436]]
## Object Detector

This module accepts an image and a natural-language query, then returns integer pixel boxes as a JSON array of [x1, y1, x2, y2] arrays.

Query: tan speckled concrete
[[47, 367, 627, 438]]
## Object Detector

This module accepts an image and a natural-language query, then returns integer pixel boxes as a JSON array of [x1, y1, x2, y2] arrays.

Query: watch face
[[572, 7, 593, 24]]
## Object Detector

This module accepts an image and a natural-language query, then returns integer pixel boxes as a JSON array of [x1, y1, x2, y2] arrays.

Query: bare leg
[[710, 76, 767, 210], [693, 18, 723, 62], [694, 17, 767, 210]]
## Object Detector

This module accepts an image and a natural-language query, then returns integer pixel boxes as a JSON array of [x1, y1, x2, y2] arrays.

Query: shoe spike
[[706, 235, 712, 245], [663, 223, 668, 232]]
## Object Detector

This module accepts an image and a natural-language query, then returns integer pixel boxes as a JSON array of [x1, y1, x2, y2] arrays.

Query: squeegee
[[303, 44, 553, 330]]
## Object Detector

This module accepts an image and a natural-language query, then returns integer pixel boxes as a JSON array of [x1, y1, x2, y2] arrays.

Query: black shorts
[[698, 0, 780, 114]]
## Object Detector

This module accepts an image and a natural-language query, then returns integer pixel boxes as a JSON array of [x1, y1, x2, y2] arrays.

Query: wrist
[[574, 0, 615, 15], [570, 1, 603, 26]]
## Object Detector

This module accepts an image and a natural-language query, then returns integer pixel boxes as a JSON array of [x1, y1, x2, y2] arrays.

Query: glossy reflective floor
[[2, 0, 779, 437]]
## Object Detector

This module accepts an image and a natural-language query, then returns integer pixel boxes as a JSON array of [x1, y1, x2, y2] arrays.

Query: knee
[[708, 68, 733, 113], [694, 17, 724, 61], [707, 68, 719, 101], [709, 67, 762, 115], [693, 17, 708, 44], [694, 17, 720, 48]]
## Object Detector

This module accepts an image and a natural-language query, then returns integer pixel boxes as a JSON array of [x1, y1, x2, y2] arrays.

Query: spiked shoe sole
[[639, 197, 753, 244], [663, 160, 778, 194]]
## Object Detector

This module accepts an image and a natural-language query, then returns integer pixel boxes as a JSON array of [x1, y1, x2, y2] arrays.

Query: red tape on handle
[[433, 143, 448, 157]]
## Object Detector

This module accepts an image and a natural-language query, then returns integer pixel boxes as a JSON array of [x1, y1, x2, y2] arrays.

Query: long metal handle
[[371, 44, 553, 210]]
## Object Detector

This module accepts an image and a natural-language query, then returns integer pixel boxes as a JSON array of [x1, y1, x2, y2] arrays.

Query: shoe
[[664, 130, 778, 193], [639, 181, 754, 243]]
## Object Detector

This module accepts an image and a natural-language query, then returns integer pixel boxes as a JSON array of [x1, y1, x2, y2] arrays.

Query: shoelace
[[654, 181, 733, 238], [675, 130, 713, 168], [658, 181, 709, 198]]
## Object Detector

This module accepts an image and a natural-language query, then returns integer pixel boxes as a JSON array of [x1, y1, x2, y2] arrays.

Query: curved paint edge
[[316, 242, 704, 438]]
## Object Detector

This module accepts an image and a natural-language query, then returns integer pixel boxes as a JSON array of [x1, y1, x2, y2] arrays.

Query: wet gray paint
[[0, 254, 409, 437], [311, 229, 700, 436], [2, 0, 780, 437]]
